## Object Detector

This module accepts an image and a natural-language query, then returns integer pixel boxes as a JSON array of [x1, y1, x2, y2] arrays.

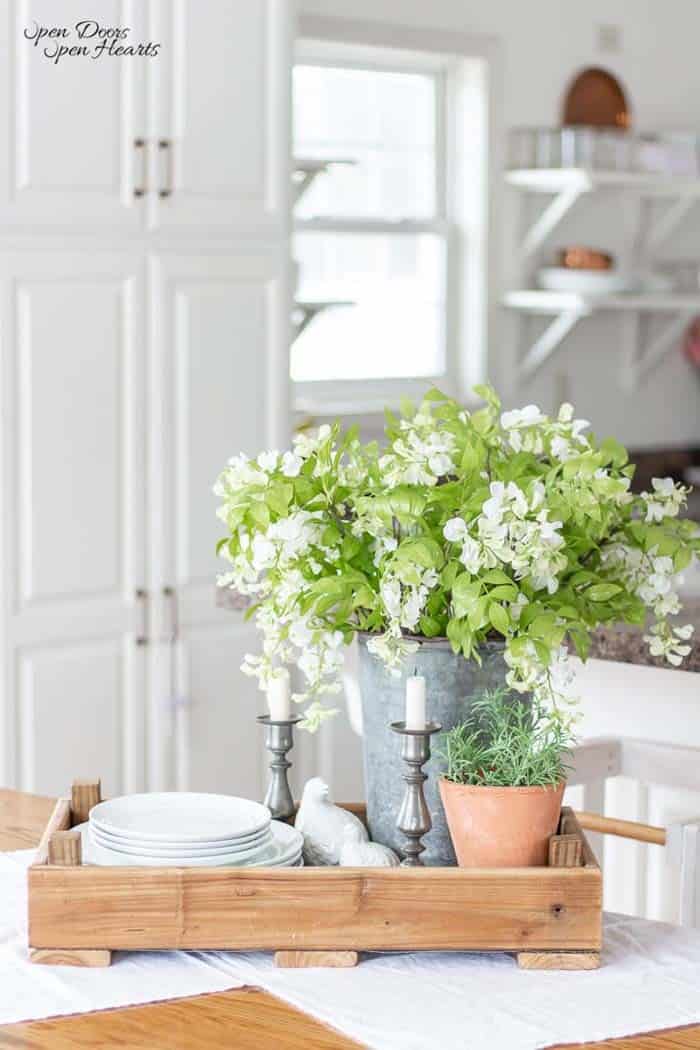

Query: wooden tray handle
[[574, 810, 666, 846]]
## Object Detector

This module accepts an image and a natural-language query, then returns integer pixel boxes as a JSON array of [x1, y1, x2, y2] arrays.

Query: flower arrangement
[[215, 386, 698, 731]]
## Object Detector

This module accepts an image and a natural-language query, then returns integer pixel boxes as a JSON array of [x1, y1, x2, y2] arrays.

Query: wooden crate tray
[[27, 779, 602, 971]]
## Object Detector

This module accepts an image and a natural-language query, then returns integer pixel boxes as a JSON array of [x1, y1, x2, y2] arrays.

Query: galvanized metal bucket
[[357, 632, 510, 866]]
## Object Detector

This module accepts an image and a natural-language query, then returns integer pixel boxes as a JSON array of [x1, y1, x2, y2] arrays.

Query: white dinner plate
[[76, 821, 303, 869], [89, 823, 271, 856], [88, 825, 277, 865], [89, 792, 270, 844]]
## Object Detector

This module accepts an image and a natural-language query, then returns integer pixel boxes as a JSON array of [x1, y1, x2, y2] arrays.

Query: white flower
[[380, 578, 402, 618], [652, 477, 675, 497], [641, 476, 687, 523], [482, 482, 506, 521], [251, 534, 276, 571], [281, 451, 303, 477], [366, 631, 419, 675], [501, 404, 545, 429], [257, 450, 279, 472], [644, 622, 694, 667], [459, 536, 482, 574], [443, 517, 468, 542], [551, 435, 572, 461], [428, 452, 453, 476]]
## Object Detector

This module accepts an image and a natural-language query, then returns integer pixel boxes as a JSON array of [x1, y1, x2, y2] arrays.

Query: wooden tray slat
[[29, 862, 601, 952]]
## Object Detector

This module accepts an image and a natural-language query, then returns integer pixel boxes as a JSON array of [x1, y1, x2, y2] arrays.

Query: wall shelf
[[503, 291, 700, 385], [505, 168, 700, 386]]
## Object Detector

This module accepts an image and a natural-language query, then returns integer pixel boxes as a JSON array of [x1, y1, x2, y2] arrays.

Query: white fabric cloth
[[3, 848, 700, 1048]]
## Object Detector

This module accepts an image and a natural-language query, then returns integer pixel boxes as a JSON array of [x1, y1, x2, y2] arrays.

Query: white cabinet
[[0, 252, 147, 795], [0, 1, 292, 797], [150, 0, 290, 235], [0, 0, 147, 230], [0, 0, 291, 235]]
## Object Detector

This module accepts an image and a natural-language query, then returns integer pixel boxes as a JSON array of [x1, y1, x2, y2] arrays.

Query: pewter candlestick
[[390, 721, 442, 867], [257, 714, 302, 820]]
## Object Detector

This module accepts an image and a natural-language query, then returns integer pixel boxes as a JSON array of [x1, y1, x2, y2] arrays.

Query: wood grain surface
[[2, 788, 700, 1050], [28, 860, 601, 952]]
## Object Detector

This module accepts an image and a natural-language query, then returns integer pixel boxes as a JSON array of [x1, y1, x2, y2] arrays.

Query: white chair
[[568, 737, 700, 927]]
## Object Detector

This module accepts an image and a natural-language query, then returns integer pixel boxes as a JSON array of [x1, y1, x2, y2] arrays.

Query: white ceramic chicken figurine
[[295, 777, 368, 865], [339, 824, 400, 868]]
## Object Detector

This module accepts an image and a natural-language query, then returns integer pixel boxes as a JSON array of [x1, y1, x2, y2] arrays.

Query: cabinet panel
[[17, 640, 124, 795], [150, 0, 290, 234], [175, 622, 263, 796], [150, 252, 288, 792], [15, 277, 126, 605], [0, 252, 147, 792], [0, 0, 146, 229]]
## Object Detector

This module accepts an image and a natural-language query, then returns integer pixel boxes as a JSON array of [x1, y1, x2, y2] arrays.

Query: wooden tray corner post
[[517, 808, 601, 971], [29, 778, 112, 968]]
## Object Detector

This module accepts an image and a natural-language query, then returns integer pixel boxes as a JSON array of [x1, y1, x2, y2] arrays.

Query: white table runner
[[3, 848, 700, 1049]]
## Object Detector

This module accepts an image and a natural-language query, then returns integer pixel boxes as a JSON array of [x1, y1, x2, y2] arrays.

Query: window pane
[[291, 233, 445, 382], [293, 65, 437, 220]]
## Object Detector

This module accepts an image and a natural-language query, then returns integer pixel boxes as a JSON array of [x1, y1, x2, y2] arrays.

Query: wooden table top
[[1, 788, 699, 1050]]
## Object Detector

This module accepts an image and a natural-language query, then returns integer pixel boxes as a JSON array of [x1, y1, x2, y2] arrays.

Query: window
[[291, 56, 451, 397]]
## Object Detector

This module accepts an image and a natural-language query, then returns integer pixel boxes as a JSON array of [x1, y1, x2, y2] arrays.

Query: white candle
[[267, 669, 291, 721], [405, 675, 426, 730]]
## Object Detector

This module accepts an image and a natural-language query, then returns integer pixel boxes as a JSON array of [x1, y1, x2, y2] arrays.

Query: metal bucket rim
[[356, 629, 505, 652]]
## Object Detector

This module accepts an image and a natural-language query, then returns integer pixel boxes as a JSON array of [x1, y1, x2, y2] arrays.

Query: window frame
[[292, 17, 501, 418]]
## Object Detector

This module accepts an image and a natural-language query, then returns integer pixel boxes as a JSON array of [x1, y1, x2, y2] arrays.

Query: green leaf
[[586, 583, 622, 602], [599, 436, 628, 468], [481, 568, 512, 585], [674, 547, 693, 572], [447, 617, 466, 654], [488, 602, 510, 636], [452, 574, 481, 617], [473, 383, 501, 410], [265, 483, 293, 516], [441, 561, 461, 589], [400, 396, 415, 419], [487, 583, 518, 601], [468, 597, 488, 630], [419, 614, 442, 637], [394, 537, 444, 570], [247, 502, 270, 530]]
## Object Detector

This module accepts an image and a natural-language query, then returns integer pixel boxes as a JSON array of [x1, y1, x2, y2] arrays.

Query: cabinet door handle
[[158, 139, 173, 198], [135, 588, 149, 646], [134, 138, 147, 198]]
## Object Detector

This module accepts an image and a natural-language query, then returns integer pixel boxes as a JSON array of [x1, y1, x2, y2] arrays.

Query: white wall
[[298, 0, 700, 447]]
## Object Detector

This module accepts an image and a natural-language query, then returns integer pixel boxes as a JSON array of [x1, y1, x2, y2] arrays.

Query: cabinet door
[[148, 0, 291, 235], [0, 252, 147, 796], [0, 0, 147, 230], [150, 251, 290, 794]]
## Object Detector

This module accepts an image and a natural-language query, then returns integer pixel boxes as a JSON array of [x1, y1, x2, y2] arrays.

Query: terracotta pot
[[438, 778, 565, 867]]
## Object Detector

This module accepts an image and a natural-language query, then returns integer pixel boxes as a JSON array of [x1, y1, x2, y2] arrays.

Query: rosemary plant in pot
[[438, 689, 573, 867], [215, 386, 697, 864]]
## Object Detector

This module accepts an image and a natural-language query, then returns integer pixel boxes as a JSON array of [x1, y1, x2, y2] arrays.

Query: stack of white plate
[[74, 792, 303, 868]]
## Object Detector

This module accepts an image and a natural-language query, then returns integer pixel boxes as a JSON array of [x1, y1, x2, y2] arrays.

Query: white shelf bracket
[[292, 300, 353, 340], [519, 307, 588, 381], [631, 310, 694, 387], [646, 197, 697, 253], [292, 158, 356, 206], [521, 184, 585, 261]]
